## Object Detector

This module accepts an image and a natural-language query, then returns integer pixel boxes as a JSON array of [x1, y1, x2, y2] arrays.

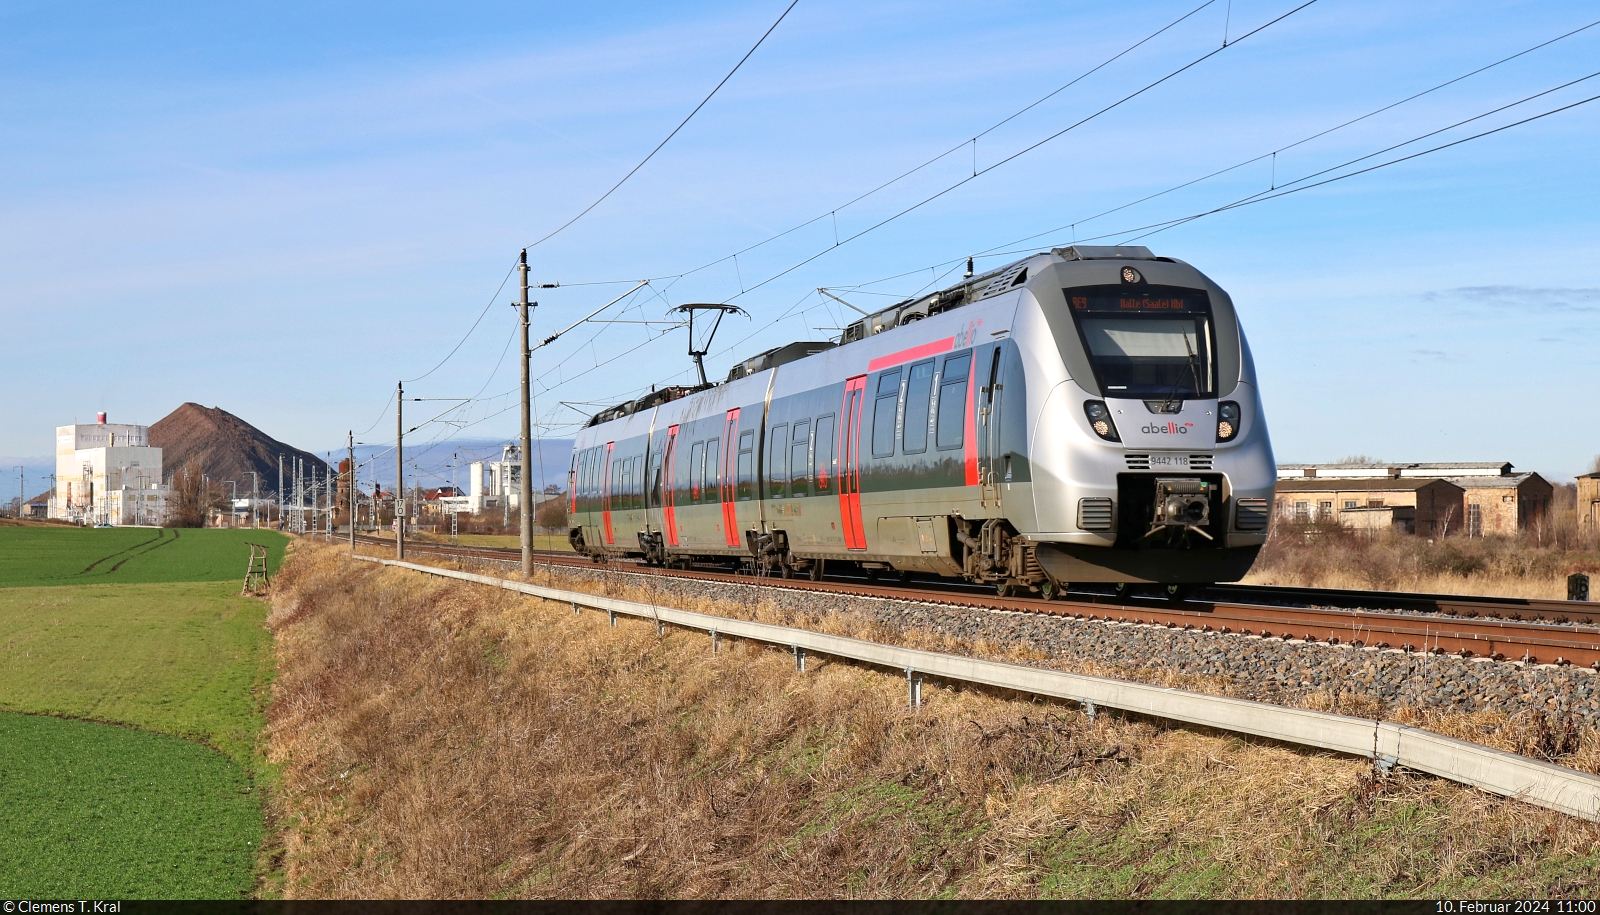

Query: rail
[[353, 554, 1600, 822]]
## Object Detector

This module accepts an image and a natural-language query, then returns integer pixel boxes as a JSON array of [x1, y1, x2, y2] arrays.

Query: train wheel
[[996, 581, 1014, 598], [1166, 584, 1190, 604], [1039, 580, 1060, 601], [809, 560, 825, 582], [780, 562, 794, 580]]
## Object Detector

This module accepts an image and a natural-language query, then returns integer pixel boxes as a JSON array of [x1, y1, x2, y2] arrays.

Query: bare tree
[[165, 459, 223, 528], [535, 493, 568, 532], [1590, 453, 1600, 474]]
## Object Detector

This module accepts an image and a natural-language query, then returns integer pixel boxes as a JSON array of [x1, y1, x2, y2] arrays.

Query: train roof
[[583, 245, 1171, 428]]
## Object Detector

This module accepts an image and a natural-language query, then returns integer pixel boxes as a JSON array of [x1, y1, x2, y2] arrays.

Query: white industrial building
[[50, 413, 168, 525], [464, 445, 524, 515]]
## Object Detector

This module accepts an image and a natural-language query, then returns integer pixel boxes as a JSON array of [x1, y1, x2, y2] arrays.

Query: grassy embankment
[[267, 544, 1600, 899], [0, 526, 287, 898], [1243, 522, 1600, 599]]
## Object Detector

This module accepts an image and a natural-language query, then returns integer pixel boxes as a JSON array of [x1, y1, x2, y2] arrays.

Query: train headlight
[[1217, 401, 1240, 442], [1084, 400, 1120, 442]]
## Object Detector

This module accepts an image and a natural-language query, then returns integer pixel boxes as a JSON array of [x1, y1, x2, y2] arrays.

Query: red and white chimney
[[96, 412, 107, 424]]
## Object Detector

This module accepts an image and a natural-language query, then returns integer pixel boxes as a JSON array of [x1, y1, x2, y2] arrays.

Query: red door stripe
[[721, 409, 740, 547], [663, 426, 679, 547], [601, 441, 615, 545], [840, 376, 868, 550]]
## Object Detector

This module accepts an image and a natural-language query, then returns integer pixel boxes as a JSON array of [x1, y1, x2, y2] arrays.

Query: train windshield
[[1066, 286, 1215, 398]]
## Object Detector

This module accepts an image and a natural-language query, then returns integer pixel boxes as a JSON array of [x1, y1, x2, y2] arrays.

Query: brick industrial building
[[1580, 472, 1600, 531], [1273, 477, 1466, 536], [1275, 461, 1552, 537]]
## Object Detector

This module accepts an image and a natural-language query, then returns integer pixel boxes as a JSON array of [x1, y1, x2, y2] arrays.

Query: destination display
[[1066, 285, 1208, 314]]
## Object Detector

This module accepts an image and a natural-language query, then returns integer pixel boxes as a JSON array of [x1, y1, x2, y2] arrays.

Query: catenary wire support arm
[[816, 288, 871, 315]]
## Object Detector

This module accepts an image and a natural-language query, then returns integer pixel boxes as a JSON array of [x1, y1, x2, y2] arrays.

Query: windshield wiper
[[1155, 329, 1202, 412]]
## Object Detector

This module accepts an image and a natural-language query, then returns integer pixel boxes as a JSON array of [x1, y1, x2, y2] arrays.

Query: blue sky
[[3, 0, 1598, 496]]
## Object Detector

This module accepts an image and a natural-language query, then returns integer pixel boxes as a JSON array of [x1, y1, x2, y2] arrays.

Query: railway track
[[349, 535, 1600, 669]]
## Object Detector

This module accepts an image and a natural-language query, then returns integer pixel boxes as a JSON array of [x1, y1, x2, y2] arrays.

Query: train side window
[[649, 452, 663, 507], [790, 420, 809, 497], [813, 415, 835, 493], [737, 431, 755, 501], [902, 360, 934, 454], [768, 424, 788, 499], [872, 369, 901, 458], [704, 439, 720, 502], [689, 442, 704, 500], [936, 352, 972, 451], [629, 456, 640, 510], [635, 456, 645, 509]]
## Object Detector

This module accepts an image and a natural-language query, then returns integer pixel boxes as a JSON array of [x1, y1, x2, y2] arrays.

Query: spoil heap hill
[[149, 403, 329, 491]]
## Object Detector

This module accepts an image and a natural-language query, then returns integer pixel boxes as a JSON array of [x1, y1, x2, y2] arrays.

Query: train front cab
[[1017, 254, 1276, 587]]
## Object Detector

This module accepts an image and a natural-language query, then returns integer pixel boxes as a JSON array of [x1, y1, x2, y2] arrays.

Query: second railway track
[[351, 535, 1600, 669]]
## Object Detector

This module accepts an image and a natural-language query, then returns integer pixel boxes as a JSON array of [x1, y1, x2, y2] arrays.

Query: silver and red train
[[567, 245, 1276, 595]]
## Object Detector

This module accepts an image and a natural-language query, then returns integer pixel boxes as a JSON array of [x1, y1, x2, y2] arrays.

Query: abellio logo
[[1141, 421, 1195, 434]]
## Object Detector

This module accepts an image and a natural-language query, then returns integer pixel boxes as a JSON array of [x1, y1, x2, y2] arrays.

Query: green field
[[0, 527, 280, 897], [0, 526, 287, 588], [0, 713, 260, 899]]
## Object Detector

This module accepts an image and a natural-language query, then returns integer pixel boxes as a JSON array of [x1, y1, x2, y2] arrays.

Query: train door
[[978, 345, 1004, 508], [659, 425, 679, 546], [840, 375, 867, 550], [720, 409, 740, 546], [601, 441, 615, 545]]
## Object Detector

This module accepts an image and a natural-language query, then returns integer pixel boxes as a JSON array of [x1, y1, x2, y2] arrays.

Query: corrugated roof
[[1275, 478, 1461, 493], [1444, 473, 1541, 490]]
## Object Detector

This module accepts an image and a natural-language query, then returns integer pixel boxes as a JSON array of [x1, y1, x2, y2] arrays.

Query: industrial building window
[[872, 369, 901, 458], [936, 353, 972, 451], [768, 425, 788, 499], [1367, 499, 1384, 508], [1468, 503, 1482, 537], [689, 442, 704, 500], [1293, 501, 1310, 522], [1344, 500, 1358, 510], [1318, 501, 1333, 519], [902, 360, 934, 454], [813, 415, 835, 493], [790, 420, 809, 496]]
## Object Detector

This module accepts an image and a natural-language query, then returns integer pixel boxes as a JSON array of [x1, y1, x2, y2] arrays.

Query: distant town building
[[50, 412, 168, 525], [1276, 462, 1551, 535], [1577, 472, 1600, 532], [1274, 478, 1466, 536]]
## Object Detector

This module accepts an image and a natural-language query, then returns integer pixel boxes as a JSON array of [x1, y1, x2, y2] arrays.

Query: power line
[[718, 0, 1321, 304], [404, 261, 518, 384], [1117, 85, 1600, 244], [523, 0, 801, 250], [666, 0, 1227, 285], [968, 15, 1600, 259]]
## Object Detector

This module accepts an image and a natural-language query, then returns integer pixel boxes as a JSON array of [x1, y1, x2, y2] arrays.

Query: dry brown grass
[[267, 545, 1600, 898], [1245, 521, 1600, 599]]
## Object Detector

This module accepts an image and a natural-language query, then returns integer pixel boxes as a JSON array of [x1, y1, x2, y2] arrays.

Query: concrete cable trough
[[356, 554, 1600, 822]]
